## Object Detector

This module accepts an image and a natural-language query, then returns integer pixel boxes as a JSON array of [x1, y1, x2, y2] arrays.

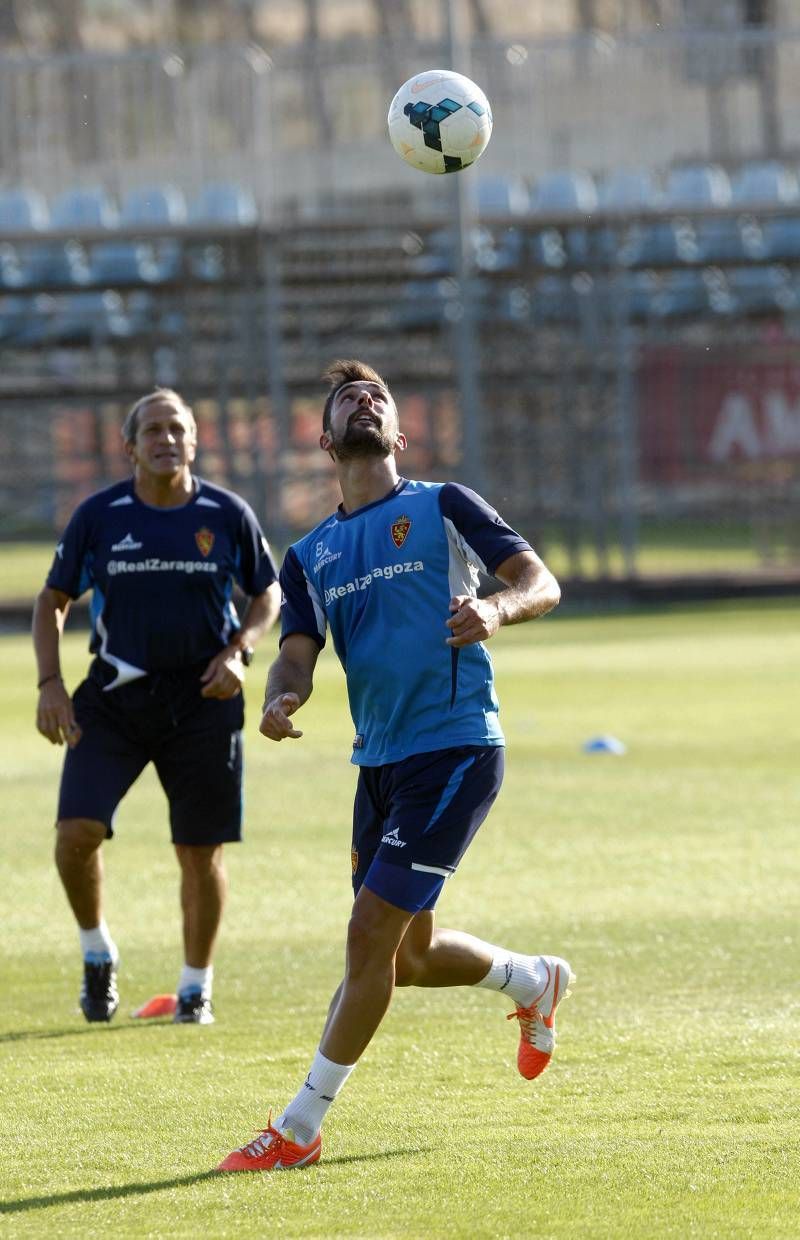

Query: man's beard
[[331, 418, 396, 460]]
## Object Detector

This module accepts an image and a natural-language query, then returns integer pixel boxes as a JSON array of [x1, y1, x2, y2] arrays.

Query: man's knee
[[175, 843, 225, 880], [55, 818, 106, 858], [345, 893, 412, 980]]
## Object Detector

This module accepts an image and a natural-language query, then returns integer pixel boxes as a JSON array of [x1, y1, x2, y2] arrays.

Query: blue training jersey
[[280, 478, 532, 766], [46, 477, 278, 689]]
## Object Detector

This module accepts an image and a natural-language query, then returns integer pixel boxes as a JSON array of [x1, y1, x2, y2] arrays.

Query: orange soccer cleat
[[216, 1115, 322, 1173], [507, 955, 575, 1080]]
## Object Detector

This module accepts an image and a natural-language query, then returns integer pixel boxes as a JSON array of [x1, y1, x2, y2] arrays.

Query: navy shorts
[[352, 745, 505, 914], [57, 669, 244, 845]]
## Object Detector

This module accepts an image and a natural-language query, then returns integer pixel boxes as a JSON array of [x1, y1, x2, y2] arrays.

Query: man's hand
[[445, 594, 502, 647], [36, 679, 82, 747], [260, 693, 303, 741], [200, 651, 245, 699]]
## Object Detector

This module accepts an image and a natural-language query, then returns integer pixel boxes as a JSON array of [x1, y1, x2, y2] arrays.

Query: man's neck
[[337, 458, 401, 514], [134, 470, 195, 508]]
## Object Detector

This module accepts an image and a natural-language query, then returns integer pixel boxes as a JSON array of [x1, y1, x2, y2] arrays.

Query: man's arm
[[259, 633, 321, 741], [445, 550, 560, 648], [32, 586, 82, 746], [200, 582, 282, 699]]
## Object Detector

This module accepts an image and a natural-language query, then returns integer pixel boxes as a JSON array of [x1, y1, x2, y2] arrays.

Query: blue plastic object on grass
[[583, 735, 627, 755]]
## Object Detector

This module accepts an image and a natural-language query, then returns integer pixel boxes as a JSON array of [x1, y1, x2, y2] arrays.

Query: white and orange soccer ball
[[387, 69, 493, 175]]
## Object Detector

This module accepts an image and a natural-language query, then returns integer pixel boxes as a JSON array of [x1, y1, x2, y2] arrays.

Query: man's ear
[[395, 432, 408, 452], [124, 439, 136, 465], [320, 432, 336, 460]]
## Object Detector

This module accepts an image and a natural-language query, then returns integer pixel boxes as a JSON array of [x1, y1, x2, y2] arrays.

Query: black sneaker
[[173, 989, 215, 1025], [80, 952, 120, 1023]]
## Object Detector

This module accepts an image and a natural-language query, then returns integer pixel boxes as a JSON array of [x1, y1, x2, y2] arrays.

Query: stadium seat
[[120, 185, 187, 226], [726, 265, 796, 315], [664, 164, 731, 209], [50, 291, 132, 345], [50, 187, 118, 231], [476, 175, 530, 217], [731, 161, 799, 206], [188, 183, 258, 225], [4, 187, 118, 289], [0, 187, 49, 232], [598, 169, 661, 212], [529, 171, 597, 268], [89, 185, 187, 287], [531, 170, 598, 215]]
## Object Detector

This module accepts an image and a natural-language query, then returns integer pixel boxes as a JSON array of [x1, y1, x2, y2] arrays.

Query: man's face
[[127, 399, 197, 477], [323, 381, 402, 460]]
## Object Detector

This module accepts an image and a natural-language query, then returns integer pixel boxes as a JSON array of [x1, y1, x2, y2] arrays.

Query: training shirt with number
[[46, 477, 278, 689], [280, 477, 532, 766]]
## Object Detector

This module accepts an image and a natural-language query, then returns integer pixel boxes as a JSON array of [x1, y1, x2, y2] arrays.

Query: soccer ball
[[387, 69, 493, 175]]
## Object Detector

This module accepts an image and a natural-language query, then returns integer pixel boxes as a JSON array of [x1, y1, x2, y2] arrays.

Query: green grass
[[1, 601, 799, 1237], [2, 522, 794, 608]]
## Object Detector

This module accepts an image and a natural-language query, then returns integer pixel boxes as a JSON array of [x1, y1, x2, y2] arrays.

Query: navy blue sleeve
[[438, 483, 531, 575], [45, 504, 94, 600], [279, 546, 327, 649], [233, 502, 279, 596]]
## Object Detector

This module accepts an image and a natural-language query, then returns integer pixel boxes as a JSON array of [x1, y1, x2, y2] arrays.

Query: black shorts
[[57, 670, 244, 845], [352, 745, 505, 914]]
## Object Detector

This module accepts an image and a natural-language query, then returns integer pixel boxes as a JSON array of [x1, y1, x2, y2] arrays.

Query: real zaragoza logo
[[391, 515, 411, 548], [195, 527, 215, 557]]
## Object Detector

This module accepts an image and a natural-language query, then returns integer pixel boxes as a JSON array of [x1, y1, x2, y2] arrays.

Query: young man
[[33, 388, 281, 1025], [218, 360, 573, 1171]]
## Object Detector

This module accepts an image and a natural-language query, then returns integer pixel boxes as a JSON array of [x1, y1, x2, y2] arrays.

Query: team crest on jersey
[[391, 515, 411, 548], [195, 527, 215, 557]]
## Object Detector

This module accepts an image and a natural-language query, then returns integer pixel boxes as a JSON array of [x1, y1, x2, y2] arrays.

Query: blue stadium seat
[[120, 185, 187, 226], [531, 170, 598, 215], [726, 265, 795, 315], [0, 187, 49, 231], [529, 171, 597, 268], [621, 269, 708, 320], [3, 187, 117, 289], [50, 187, 118, 230], [731, 161, 799, 206], [598, 168, 661, 212], [90, 186, 186, 287], [595, 170, 661, 266], [664, 164, 731, 209], [531, 275, 578, 324], [476, 175, 530, 216], [189, 183, 257, 225], [50, 291, 132, 344]]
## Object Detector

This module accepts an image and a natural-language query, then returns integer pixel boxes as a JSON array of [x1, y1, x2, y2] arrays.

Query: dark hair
[[321, 359, 390, 433], [122, 388, 195, 444]]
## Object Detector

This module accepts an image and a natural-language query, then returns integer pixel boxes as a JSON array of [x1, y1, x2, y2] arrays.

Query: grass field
[[0, 522, 782, 608], [1, 601, 799, 1237]]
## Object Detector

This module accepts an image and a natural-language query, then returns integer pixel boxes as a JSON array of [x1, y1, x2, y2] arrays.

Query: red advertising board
[[639, 345, 800, 483]]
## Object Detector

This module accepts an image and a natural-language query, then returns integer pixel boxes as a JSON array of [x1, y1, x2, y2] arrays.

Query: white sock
[[474, 947, 546, 1008], [276, 1049, 356, 1145], [177, 964, 213, 999], [79, 920, 117, 963]]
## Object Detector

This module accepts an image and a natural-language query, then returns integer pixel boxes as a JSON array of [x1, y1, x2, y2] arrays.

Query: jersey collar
[[335, 477, 409, 522]]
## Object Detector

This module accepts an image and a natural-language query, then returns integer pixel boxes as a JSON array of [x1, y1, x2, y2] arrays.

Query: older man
[[33, 387, 281, 1025]]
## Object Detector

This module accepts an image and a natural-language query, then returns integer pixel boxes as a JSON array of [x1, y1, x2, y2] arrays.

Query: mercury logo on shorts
[[381, 827, 406, 849]]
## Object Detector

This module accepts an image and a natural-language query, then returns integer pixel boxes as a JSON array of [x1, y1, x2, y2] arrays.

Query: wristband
[[37, 673, 63, 690]]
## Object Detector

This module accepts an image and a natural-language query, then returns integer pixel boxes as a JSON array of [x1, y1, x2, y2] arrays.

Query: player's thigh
[[154, 694, 244, 846], [363, 746, 505, 913], [57, 679, 149, 837], [351, 765, 389, 896]]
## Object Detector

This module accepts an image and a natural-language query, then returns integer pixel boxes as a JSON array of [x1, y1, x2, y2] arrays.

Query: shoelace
[[241, 1112, 289, 1158], [507, 1004, 555, 1052]]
